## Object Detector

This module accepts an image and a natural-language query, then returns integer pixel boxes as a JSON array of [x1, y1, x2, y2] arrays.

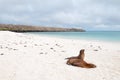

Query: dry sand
[[0, 31, 120, 80]]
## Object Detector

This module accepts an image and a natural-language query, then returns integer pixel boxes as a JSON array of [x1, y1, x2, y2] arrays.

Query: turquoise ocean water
[[25, 31, 120, 42]]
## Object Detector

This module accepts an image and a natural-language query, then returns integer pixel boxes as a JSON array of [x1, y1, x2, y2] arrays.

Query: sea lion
[[66, 49, 85, 65], [66, 49, 96, 68]]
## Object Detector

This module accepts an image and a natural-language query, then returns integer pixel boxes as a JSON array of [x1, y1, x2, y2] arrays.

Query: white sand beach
[[0, 31, 120, 80]]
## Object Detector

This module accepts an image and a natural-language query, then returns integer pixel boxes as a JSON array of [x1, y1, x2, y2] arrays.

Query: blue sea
[[25, 31, 120, 42]]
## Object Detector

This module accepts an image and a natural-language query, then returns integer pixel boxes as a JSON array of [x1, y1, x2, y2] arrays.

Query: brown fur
[[66, 49, 96, 68], [71, 60, 96, 68]]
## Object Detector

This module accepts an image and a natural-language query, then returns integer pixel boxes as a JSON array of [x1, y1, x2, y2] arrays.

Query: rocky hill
[[0, 24, 85, 32]]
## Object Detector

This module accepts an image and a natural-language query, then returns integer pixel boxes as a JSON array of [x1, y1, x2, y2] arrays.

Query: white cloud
[[0, 0, 120, 31]]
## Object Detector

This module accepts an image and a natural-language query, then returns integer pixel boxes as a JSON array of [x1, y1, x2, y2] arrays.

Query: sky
[[0, 0, 120, 31]]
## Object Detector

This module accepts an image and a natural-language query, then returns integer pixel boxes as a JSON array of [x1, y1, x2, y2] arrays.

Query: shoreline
[[0, 31, 120, 80], [25, 32, 120, 45]]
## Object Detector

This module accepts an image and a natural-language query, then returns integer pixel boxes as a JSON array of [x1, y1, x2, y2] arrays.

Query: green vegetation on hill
[[0, 24, 85, 32]]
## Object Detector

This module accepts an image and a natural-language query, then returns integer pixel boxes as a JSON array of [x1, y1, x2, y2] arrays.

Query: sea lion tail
[[85, 63, 96, 68]]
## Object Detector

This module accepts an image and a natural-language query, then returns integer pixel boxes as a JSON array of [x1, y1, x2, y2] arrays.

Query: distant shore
[[0, 24, 85, 32], [0, 31, 120, 80]]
